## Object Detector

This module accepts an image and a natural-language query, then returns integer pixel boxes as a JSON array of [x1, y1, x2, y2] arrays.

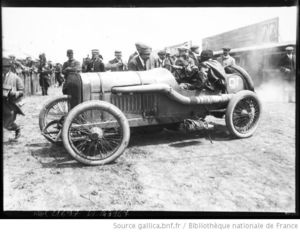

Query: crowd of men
[[2, 42, 296, 140], [59, 43, 240, 94]]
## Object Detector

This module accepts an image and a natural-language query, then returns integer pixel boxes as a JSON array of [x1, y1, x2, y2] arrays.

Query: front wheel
[[62, 100, 130, 165], [225, 90, 261, 138]]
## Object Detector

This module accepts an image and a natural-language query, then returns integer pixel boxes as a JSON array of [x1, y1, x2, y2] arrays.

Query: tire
[[39, 95, 70, 131], [228, 65, 255, 91], [62, 100, 130, 165], [225, 90, 261, 138]]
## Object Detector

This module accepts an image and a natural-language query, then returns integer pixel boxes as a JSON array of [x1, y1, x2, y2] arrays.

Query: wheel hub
[[240, 109, 248, 115], [90, 127, 104, 140]]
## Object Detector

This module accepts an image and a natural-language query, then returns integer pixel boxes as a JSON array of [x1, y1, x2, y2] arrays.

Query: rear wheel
[[62, 100, 130, 165], [225, 90, 261, 138], [39, 95, 70, 131], [41, 120, 63, 143]]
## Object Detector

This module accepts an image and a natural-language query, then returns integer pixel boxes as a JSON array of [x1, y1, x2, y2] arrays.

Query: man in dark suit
[[280, 46, 296, 81], [128, 42, 156, 71], [89, 49, 105, 72], [280, 46, 296, 102], [106, 50, 127, 71], [62, 49, 82, 108]]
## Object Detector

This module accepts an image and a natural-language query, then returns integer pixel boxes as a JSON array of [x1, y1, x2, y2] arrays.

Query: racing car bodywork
[[39, 67, 261, 165]]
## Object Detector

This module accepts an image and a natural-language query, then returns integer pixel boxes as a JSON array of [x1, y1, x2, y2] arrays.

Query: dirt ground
[[3, 86, 295, 212]]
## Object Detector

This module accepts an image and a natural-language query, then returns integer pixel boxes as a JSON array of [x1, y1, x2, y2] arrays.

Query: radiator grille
[[111, 93, 157, 115]]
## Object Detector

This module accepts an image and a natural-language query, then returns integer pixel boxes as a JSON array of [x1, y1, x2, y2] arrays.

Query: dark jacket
[[174, 56, 197, 83], [280, 54, 296, 82], [38, 63, 52, 87], [106, 58, 126, 72], [128, 52, 138, 64], [62, 59, 81, 76], [89, 58, 105, 72], [128, 55, 156, 71]]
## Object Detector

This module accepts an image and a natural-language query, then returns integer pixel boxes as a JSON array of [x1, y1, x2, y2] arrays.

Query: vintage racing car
[[39, 66, 261, 165]]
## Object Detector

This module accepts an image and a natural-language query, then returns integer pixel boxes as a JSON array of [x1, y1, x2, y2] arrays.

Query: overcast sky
[[2, 7, 297, 63]]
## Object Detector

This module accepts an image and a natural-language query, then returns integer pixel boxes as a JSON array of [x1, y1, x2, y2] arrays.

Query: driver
[[198, 50, 227, 92], [173, 46, 199, 89]]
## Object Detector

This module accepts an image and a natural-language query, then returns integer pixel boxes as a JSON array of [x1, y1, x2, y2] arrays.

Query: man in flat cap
[[189, 45, 200, 67], [106, 51, 127, 72], [62, 49, 82, 108], [280, 46, 296, 102], [88, 49, 105, 72], [221, 47, 236, 67], [128, 42, 155, 71], [2, 57, 25, 140]]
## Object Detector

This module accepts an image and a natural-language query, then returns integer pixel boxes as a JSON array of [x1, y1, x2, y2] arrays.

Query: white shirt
[[222, 55, 236, 67]]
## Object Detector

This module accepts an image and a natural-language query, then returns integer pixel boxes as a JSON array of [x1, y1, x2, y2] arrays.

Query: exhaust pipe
[[112, 84, 234, 105]]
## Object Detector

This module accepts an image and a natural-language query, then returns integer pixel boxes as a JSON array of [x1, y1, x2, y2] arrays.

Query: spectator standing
[[55, 63, 64, 87], [221, 47, 236, 67], [89, 49, 105, 72], [38, 53, 52, 95], [62, 49, 82, 108], [106, 50, 127, 71], [280, 46, 296, 102], [82, 55, 91, 73], [128, 42, 156, 71]]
